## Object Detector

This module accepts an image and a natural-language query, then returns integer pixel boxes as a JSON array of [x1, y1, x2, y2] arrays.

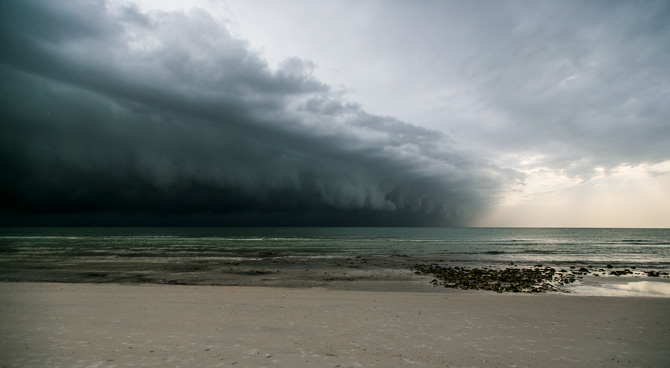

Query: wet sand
[[1, 282, 669, 367]]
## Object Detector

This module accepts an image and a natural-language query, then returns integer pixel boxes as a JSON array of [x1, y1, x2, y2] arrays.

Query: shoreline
[[2, 253, 670, 296], [3, 227, 669, 296], [1, 282, 669, 367]]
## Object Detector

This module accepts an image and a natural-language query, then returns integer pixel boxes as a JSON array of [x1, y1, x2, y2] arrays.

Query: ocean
[[1, 227, 669, 295]]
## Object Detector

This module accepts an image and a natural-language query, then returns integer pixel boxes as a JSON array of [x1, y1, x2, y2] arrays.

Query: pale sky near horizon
[[1, 0, 669, 227]]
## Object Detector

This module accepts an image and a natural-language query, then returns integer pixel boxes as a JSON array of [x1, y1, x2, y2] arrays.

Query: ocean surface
[[2, 227, 669, 266], [1, 227, 669, 295]]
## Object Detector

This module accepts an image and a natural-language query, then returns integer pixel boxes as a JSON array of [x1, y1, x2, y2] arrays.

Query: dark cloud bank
[[0, 1, 515, 226]]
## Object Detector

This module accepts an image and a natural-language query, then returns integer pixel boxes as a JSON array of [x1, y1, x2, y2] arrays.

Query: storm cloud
[[0, 1, 514, 226], [315, 0, 670, 179]]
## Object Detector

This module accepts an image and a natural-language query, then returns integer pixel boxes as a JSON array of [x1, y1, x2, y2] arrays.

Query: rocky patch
[[413, 264, 669, 293], [413, 264, 568, 293]]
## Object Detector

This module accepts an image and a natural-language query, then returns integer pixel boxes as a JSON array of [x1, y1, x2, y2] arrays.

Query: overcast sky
[[1, 0, 669, 227]]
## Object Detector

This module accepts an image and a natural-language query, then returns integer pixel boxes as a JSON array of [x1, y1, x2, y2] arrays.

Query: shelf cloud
[[0, 1, 516, 226]]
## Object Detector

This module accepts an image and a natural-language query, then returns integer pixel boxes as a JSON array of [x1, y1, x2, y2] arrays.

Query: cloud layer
[[364, 1, 670, 178], [243, 1, 670, 183], [0, 1, 514, 226], [451, 1, 670, 177]]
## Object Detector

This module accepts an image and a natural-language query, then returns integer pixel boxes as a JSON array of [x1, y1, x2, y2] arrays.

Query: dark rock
[[412, 264, 568, 294], [610, 269, 633, 276], [86, 272, 107, 278]]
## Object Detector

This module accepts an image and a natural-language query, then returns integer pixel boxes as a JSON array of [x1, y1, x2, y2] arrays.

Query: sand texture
[[1, 282, 669, 367]]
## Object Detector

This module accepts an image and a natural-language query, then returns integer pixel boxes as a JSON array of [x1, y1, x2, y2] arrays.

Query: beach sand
[[1, 283, 669, 367]]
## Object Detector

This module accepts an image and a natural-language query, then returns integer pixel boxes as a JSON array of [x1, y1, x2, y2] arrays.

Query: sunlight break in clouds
[[477, 161, 670, 228]]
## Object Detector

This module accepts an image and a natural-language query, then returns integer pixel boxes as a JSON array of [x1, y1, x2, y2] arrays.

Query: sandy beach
[[1, 282, 668, 367]]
